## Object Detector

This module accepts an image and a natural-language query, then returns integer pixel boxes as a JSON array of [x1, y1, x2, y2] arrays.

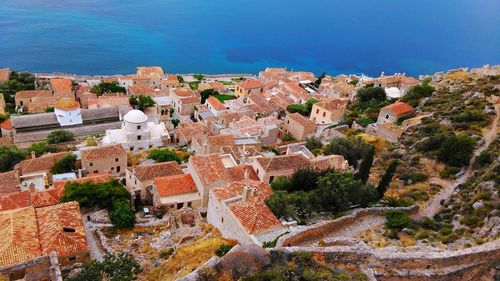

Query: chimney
[[244, 169, 249, 180], [380, 71, 385, 77], [31, 151, 36, 159], [29, 183, 36, 193], [242, 186, 250, 203]]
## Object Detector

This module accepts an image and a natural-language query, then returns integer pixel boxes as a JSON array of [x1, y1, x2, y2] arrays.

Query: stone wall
[[277, 206, 419, 247], [0, 255, 51, 281]]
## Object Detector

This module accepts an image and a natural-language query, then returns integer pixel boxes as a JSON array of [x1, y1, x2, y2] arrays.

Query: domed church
[[102, 109, 170, 150]]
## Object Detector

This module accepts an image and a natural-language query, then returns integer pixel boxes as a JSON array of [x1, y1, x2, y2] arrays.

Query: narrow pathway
[[82, 213, 104, 261], [413, 104, 499, 220]]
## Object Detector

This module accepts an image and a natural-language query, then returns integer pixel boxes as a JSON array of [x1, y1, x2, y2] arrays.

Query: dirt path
[[413, 104, 499, 220], [82, 214, 105, 261]]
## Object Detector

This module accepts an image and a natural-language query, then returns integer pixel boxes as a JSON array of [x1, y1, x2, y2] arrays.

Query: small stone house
[[234, 80, 264, 98], [152, 173, 201, 210], [80, 144, 127, 176], [126, 161, 183, 201], [50, 78, 74, 98], [310, 99, 347, 125], [282, 113, 316, 141], [170, 88, 201, 116], [377, 102, 414, 124], [205, 96, 228, 117]]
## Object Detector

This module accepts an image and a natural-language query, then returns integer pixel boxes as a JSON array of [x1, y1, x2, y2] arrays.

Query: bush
[[440, 166, 461, 179], [474, 150, 492, 167], [461, 214, 481, 227], [109, 200, 135, 229], [50, 154, 77, 174], [147, 148, 182, 164], [61, 179, 130, 209], [159, 248, 174, 259], [399, 172, 428, 184], [305, 136, 322, 151], [415, 231, 428, 240], [66, 252, 141, 281], [385, 210, 413, 230], [281, 133, 296, 142], [439, 227, 452, 236], [357, 86, 386, 102], [91, 81, 126, 95], [437, 134, 476, 167], [215, 244, 234, 257], [47, 130, 75, 144], [0, 145, 28, 172]]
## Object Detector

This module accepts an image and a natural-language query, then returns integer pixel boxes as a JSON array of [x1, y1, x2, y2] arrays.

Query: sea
[[1, 0, 499, 76]]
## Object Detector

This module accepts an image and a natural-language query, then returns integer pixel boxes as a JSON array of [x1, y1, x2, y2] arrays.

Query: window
[[386, 115, 389, 119], [89, 162, 93, 167], [115, 158, 119, 162], [316, 109, 319, 114], [221, 217, 224, 223], [94, 170, 98, 174], [63, 227, 75, 232], [117, 166, 121, 173], [137, 135, 142, 140], [269, 176, 275, 183], [188, 202, 192, 207], [111, 167, 114, 170], [137, 125, 141, 130], [69, 256, 76, 262], [322, 112, 326, 117]]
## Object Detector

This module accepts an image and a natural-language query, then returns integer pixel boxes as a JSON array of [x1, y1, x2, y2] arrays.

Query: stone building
[[126, 161, 183, 201], [170, 88, 201, 116], [310, 99, 347, 125], [102, 109, 169, 151], [152, 173, 201, 209], [234, 80, 264, 98], [80, 144, 127, 176], [282, 113, 316, 141], [50, 78, 74, 98], [377, 102, 414, 124]]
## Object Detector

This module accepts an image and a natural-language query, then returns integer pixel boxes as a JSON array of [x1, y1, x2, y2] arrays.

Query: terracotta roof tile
[[0, 171, 20, 194], [206, 96, 227, 111], [256, 154, 310, 173], [80, 145, 126, 161], [154, 174, 197, 197], [130, 161, 183, 182], [18, 152, 70, 175], [128, 85, 156, 96], [287, 112, 316, 128], [0, 191, 31, 211], [189, 154, 232, 186], [382, 102, 414, 117], [15, 90, 52, 99], [228, 199, 282, 234], [30, 188, 65, 208], [1, 118, 12, 130], [137, 66, 165, 78], [0, 206, 42, 267], [54, 97, 80, 111], [35, 201, 89, 257], [50, 78, 73, 97], [226, 165, 259, 182], [236, 80, 264, 89], [314, 99, 347, 112]]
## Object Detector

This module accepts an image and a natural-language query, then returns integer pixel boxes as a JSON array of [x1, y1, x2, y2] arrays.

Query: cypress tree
[[377, 160, 399, 198], [357, 146, 375, 184]]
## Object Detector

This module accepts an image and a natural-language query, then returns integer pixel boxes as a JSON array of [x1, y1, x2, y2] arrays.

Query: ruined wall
[[277, 206, 419, 247], [0, 256, 51, 281]]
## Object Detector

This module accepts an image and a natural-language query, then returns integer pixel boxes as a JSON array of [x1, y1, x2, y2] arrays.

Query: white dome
[[123, 110, 148, 124]]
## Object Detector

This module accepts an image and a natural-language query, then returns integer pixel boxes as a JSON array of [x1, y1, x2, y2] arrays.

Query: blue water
[[1, 0, 499, 76]]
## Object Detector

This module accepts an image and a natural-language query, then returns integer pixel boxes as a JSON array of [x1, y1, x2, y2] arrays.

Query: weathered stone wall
[[277, 206, 419, 247], [0, 255, 51, 281]]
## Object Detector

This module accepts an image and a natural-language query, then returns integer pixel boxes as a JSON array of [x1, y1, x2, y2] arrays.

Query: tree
[[177, 75, 185, 83], [171, 119, 180, 128], [313, 72, 326, 87], [286, 98, 319, 116], [47, 130, 75, 144], [130, 95, 156, 111], [0, 145, 27, 172], [28, 141, 60, 157], [0, 71, 35, 104], [377, 160, 399, 198], [264, 190, 290, 219], [109, 200, 135, 229], [50, 154, 77, 174], [324, 137, 374, 169], [147, 148, 182, 164], [305, 136, 322, 151], [61, 179, 130, 209], [357, 86, 386, 102], [357, 145, 375, 184], [199, 89, 219, 103], [281, 133, 296, 142], [385, 210, 413, 230], [270, 176, 291, 191], [91, 81, 126, 95], [44, 106, 54, 112], [437, 134, 475, 167], [193, 74, 205, 81], [66, 252, 141, 281]]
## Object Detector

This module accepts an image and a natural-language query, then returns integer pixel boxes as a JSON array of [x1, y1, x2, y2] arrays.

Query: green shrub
[[282, 133, 296, 142], [109, 200, 135, 229], [461, 215, 481, 227], [61, 179, 130, 209], [47, 130, 75, 144], [385, 210, 413, 230], [147, 148, 182, 164], [474, 151, 492, 167], [159, 248, 174, 259], [50, 154, 77, 174], [66, 252, 141, 281], [215, 244, 234, 257], [415, 231, 428, 240], [439, 227, 452, 235]]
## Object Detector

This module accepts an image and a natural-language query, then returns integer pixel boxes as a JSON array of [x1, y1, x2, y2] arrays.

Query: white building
[[102, 109, 169, 151], [54, 98, 83, 126]]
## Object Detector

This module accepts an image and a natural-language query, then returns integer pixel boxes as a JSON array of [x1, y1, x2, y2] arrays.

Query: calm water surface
[[1, 0, 499, 76]]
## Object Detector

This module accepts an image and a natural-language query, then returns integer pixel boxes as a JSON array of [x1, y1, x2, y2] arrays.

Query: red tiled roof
[[54, 97, 80, 111], [0, 206, 42, 267], [228, 199, 282, 235], [136, 66, 165, 78], [1, 119, 12, 130], [226, 165, 259, 181], [287, 113, 316, 129], [31, 188, 65, 208], [255, 154, 310, 173], [130, 162, 183, 182], [206, 96, 227, 111], [18, 152, 70, 175], [50, 78, 73, 96], [53, 173, 112, 189], [236, 80, 264, 89], [314, 99, 347, 112], [15, 90, 52, 99], [154, 174, 197, 197], [382, 102, 414, 117], [80, 145, 125, 161], [211, 180, 272, 202], [0, 191, 31, 212], [35, 201, 89, 257], [0, 171, 20, 194], [189, 154, 232, 186]]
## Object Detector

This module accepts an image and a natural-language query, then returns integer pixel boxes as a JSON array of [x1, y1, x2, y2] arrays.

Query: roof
[[0, 206, 42, 267], [228, 199, 282, 235], [0, 171, 20, 194], [206, 96, 227, 111], [31, 188, 65, 208], [18, 152, 70, 175], [137, 66, 165, 78], [50, 78, 73, 95], [53, 173, 112, 189], [189, 154, 232, 186], [0, 68, 9, 81], [87, 96, 130, 109], [123, 109, 148, 124], [247, 93, 275, 115], [255, 154, 310, 173], [314, 99, 347, 112], [226, 165, 260, 181], [180, 96, 201, 104], [1, 119, 12, 130], [154, 174, 197, 197], [80, 144, 125, 161], [15, 90, 52, 99], [381, 102, 414, 117], [173, 88, 194, 97], [130, 161, 183, 182], [128, 85, 156, 96], [207, 135, 235, 147], [236, 80, 264, 89], [175, 122, 208, 142], [0, 191, 31, 211], [287, 113, 316, 128], [35, 201, 88, 256], [54, 97, 80, 111], [310, 155, 349, 171]]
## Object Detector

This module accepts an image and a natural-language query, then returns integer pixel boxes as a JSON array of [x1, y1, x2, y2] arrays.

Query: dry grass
[[357, 133, 390, 151], [446, 70, 470, 80], [140, 236, 236, 281]]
